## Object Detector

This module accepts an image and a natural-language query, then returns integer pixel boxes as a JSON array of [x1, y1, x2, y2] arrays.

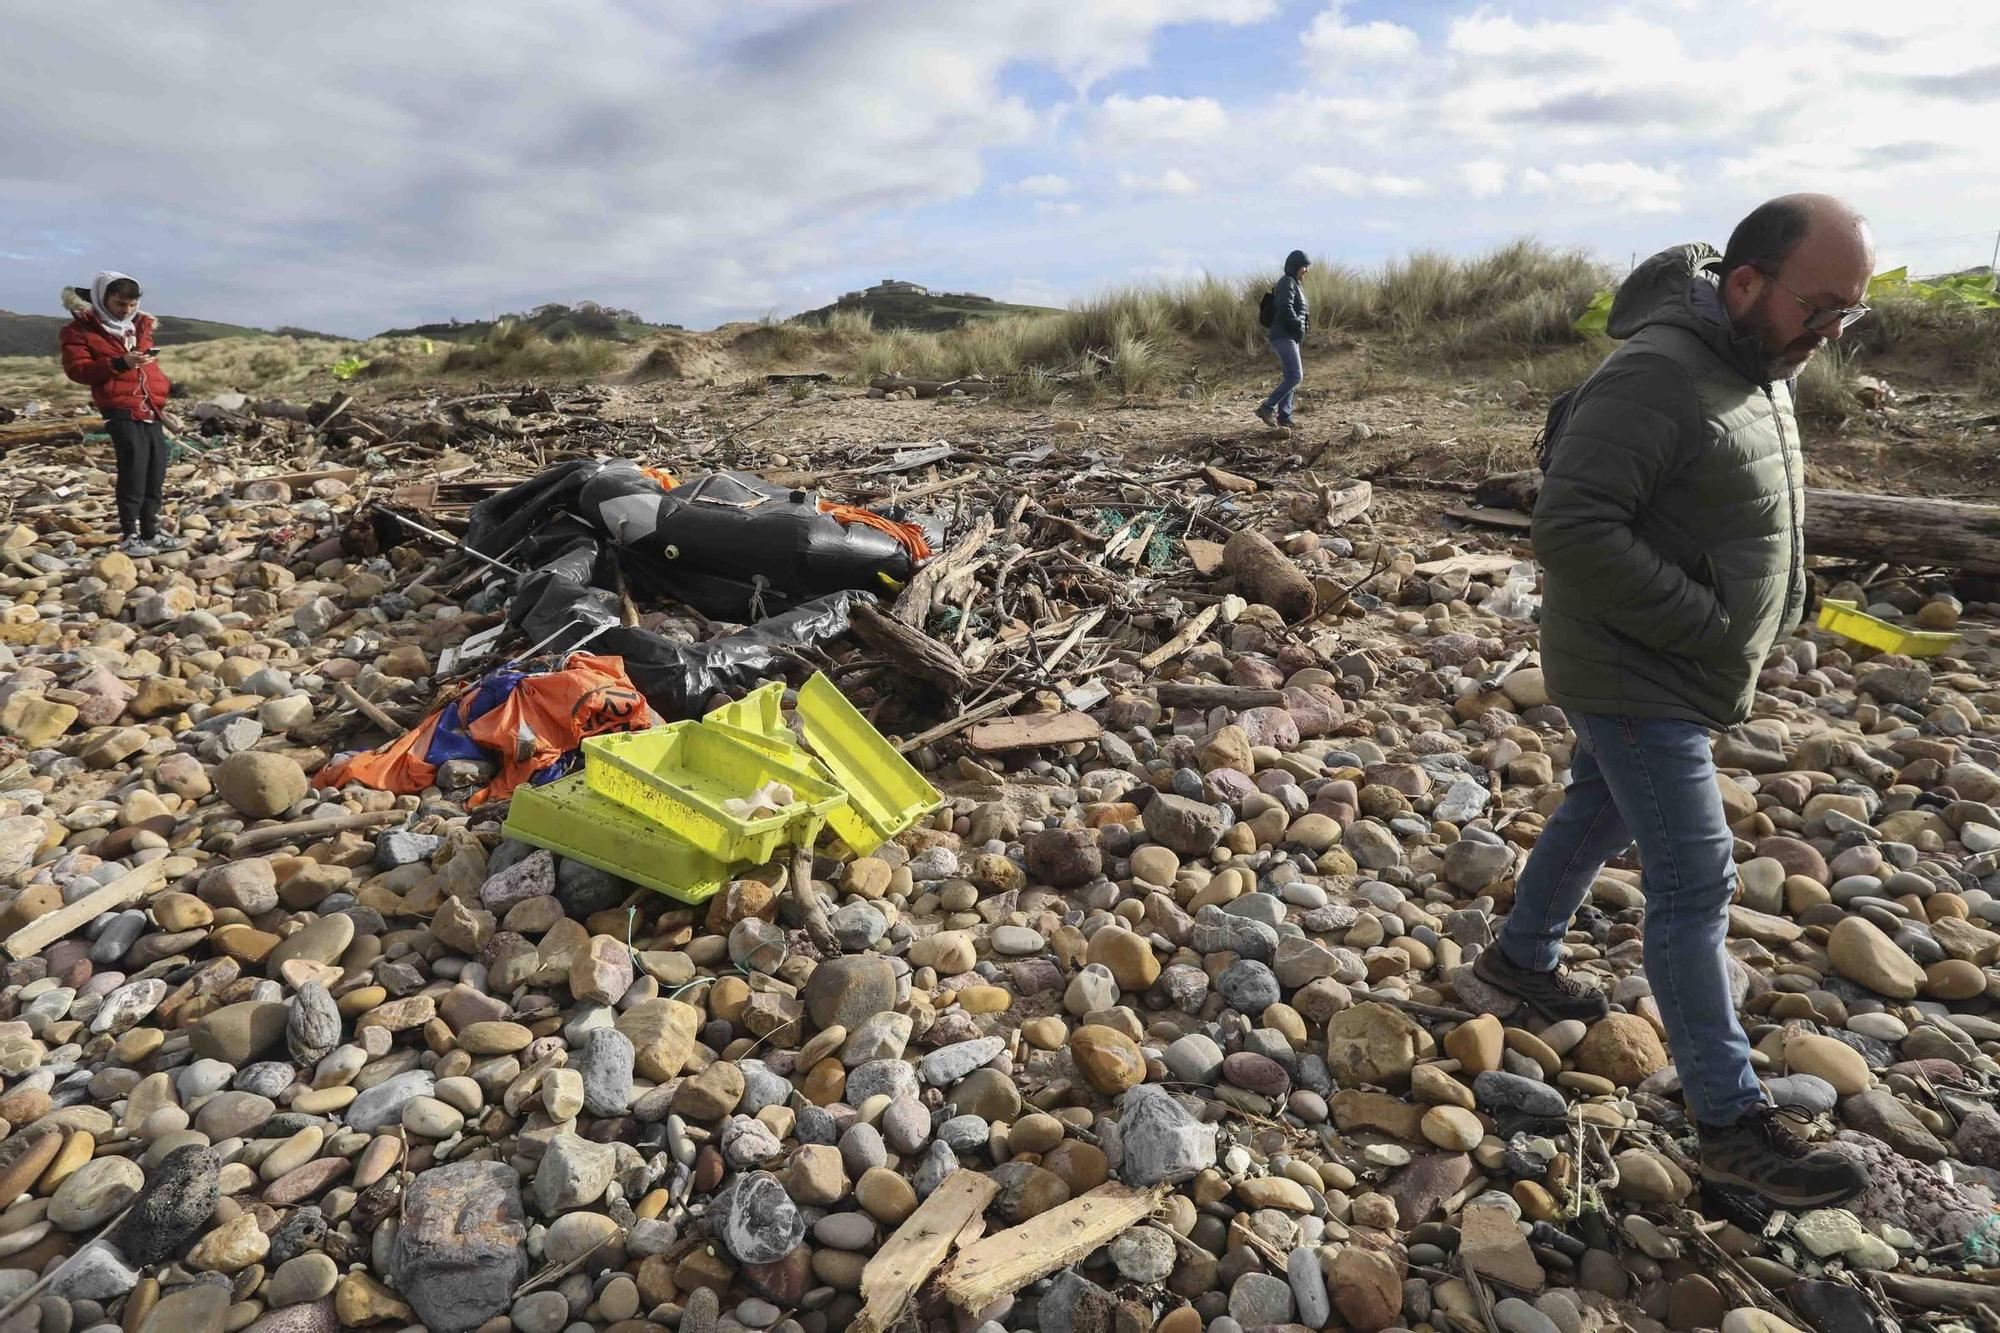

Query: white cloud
[[1097, 93, 1229, 143], [1301, 3, 1419, 66], [7, 0, 2000, 332], [1523, 162, 1684, 213], [1299, 166, 1427, 197], [0, 1, 1270, 332], [1008, 173, 1073, 197], [1116, 168, 1202, 196], [1461, 160, 1508, 197]]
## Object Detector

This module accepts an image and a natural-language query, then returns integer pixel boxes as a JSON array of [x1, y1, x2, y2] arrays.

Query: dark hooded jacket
[[1532, 243, 1806, 730]]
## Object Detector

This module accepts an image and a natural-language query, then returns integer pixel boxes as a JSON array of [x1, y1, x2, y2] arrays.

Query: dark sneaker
[[146, 534, 187, 552], [1472, 944, 1610, 1022], [121, 536, 157, 558], [1254, 405, 1277, 426], [1699, 1105, 1866, 1207]]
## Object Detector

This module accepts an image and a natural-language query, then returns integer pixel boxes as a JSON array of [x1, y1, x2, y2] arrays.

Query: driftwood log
[[1222, 530, 1315, 621], [1802, 489, 2000, 575], [1156, 683, 1287, 711], [1474, 475, 2000, 576], [850, 601, 971, 695]]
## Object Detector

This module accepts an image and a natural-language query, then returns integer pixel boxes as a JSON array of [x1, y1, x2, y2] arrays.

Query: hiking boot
[[1698, 1105, 1866, 1207], [1254, 405, 1276, 427], [1472, 944, 1610, 1022]]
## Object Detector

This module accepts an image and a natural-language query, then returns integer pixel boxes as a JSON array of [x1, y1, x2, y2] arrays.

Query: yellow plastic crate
[[704, 680, 789, 742], [502, 772, 729, 904], [582, 721, 847, 863], [1816, 599, 1962, 659], [793, 673, 940, 856], [700, 674, 940, 856]]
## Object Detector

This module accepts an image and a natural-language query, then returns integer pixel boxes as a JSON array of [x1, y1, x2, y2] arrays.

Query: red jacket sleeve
[[59, 325, 119, 387]]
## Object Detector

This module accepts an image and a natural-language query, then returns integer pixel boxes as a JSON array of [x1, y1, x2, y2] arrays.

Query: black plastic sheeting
[[458, 460, 914, 719], [465, 459, 924, 620]]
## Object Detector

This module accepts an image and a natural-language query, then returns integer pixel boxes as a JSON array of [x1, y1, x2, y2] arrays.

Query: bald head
[[1721, 193, 1872, 285], [1718, 193, 1875, 381]]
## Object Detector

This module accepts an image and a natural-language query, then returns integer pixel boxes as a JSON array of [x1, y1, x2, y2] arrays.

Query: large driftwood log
[[1481, 473, 2000, 576], [1223, 530, 1315, 621], [1802, 489, 2000, 575]]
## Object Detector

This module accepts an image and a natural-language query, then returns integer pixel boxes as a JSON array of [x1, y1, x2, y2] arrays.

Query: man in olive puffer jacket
[[1474, 195, 1875, 1208]]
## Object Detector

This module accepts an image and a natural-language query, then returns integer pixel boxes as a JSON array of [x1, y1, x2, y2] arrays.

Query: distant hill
[[377, 301, 683, 344], [794, 279, 1058, 331], [0, 309, 340, 358]]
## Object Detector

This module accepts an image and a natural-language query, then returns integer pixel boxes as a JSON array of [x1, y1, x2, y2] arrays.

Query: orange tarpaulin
[[317, 653, 661, 807]]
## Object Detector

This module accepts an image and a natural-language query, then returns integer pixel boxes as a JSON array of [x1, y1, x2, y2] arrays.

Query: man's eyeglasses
[[1763, 272, 1870, 335]]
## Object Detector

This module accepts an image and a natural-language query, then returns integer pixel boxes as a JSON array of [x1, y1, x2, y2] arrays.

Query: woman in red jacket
[[59, 272, 183, 554]]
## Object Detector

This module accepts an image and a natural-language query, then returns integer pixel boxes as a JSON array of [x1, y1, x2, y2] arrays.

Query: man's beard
[[1732, 298, 1824, 382]]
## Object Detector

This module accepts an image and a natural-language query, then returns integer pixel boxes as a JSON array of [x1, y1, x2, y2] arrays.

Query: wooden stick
[[2, 861, 166, 961], [1873, 1272, 2000, 1312], [1039, 607, 1107, 675], [942, 1183, 1166, 1312], [1138, 604, 1219, 671], [1155, 682, 1285, 711], [894, 692, 1025, 755], [334, 680, 405, 736], [789, 845, 841, 958], [228, 808, 409, 854], [852, 1169, 999, 1333], [0, 1201, 135, 1323]]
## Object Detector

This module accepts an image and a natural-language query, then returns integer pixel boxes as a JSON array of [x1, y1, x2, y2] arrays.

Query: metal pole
[[378, 508, 525, 577], [1991, 229, 1998, 274]]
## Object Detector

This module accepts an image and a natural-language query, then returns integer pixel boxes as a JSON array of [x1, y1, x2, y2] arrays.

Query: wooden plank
[[968, 712, 1103, 752], [1138, 604, 1219, 671], [3, 860, 166, 961], [1413, 552, 1521, 578], [237, 467, 360, 495], [1184, 539, 1226, 575], [1445, 505, 1533, 531], [851, 1169, 999, 1333], [942, 1183, 1167, 1312]]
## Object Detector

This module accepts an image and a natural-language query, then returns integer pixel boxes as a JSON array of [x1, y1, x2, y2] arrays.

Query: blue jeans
[[1259, 335, 1301, 422], [1495, 711, 1763, 1127]]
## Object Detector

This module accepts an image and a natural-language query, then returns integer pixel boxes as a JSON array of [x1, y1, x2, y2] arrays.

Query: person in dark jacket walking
[[1471, 195, 1875, 1208], [59, 272, 182, 555], [1256, 250, 1310, 427]]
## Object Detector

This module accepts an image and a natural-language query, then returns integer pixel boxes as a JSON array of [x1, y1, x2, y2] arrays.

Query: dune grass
[[821, 240, 1614, 396], [437, 320, 620, 378], [0, 333, 441, 409]]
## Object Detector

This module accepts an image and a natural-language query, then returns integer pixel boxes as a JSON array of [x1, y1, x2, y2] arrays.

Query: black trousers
[[106, 415, 168, 537]]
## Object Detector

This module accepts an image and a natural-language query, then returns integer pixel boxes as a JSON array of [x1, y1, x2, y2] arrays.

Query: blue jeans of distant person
[[1495, 711, 1764, 1128], [1259, 335, 1302, 423]]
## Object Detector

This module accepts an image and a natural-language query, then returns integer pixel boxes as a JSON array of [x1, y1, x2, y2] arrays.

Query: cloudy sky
[[3, 0, 1996, 337]]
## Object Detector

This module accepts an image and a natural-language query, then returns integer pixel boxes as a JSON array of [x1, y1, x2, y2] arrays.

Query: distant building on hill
[[840, 278, 930, 300]]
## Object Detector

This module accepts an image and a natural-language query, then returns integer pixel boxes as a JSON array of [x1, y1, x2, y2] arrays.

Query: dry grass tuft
[[438, 320, 620, 378]]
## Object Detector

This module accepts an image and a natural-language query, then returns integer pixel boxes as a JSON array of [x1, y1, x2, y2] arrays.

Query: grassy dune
[[3, 244, 1989, 422]]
